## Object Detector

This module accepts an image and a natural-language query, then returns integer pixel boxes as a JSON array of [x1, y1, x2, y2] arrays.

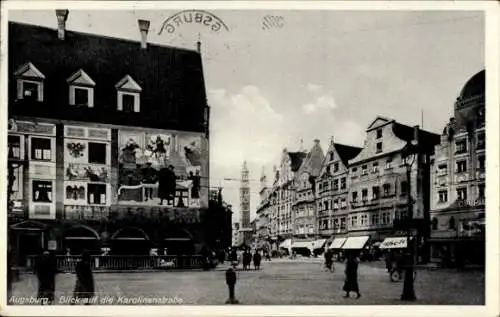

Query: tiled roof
[[334, 143, 362, 167], [288, 152, 307, 172], [392, 123, 440, 153], [297, 142, 325, 177], [9, 22, 207, 132]]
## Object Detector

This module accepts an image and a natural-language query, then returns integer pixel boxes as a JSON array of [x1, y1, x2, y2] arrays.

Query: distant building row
[[255, 70, 485, 265]]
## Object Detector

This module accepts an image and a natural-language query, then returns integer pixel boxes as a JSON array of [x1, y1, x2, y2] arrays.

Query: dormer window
[[14, 62, 45, 102], [116, 75, 142, 112], [67, 69, 95, 107]]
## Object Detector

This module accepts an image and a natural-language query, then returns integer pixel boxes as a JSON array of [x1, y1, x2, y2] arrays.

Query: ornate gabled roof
[[288, 151, 307, 172], [297, 140, 325, 177]]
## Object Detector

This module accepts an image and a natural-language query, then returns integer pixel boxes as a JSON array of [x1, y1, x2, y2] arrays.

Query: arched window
[[448, 216, 456, 230], [432, 217, 438, 230]]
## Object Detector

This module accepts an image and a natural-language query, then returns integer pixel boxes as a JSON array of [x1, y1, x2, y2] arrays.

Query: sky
[[7, 9, 484, 224]]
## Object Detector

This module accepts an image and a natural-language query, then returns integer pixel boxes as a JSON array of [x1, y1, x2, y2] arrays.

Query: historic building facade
[[347, 117, 440, 257], [316, 139, 361, 239], [428, 70, 485, 266], [7, 12, 213, 264], [292, 140, 325, 240]]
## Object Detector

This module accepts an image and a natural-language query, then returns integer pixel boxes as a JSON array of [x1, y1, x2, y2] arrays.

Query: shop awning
[[342, 236, 370, 250], [279, 239, 292, 249], [379, 237, 408, 249], [329, 237, 347, 249], [312, 239, 327, 249], [291, 241, 314, 249]]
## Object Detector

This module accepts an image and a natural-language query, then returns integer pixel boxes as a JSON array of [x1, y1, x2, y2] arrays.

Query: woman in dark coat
[[73, 251, 95, 304], [35, 251, 59, 305], [343, 252, 361, 298], [253, 250, 262, 270]]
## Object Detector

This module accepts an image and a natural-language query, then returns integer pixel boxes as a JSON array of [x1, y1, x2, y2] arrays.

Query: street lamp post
[[401, 140, 417, 301]]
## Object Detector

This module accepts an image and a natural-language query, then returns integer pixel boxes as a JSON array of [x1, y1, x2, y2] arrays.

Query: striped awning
[[342, 236, 370, 250], [279, 239, 292, 249], [312, 239, 327, 249], [329, 237, 347, 249]]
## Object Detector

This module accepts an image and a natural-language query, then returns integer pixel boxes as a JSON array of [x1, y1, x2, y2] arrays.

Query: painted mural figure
[[158, 165, 177, 206], [141, 162, 157, 201], [189, 170, 201, 199]]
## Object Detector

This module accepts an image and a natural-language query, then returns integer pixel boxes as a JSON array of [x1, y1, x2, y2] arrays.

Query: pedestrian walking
[[35, 250, 59, 305], [253, 250, 262, 270], [242, 250, 252, 270], [342, 252, 361, 299], [324, 248, 334, 272], [73, 250, 95, 305]]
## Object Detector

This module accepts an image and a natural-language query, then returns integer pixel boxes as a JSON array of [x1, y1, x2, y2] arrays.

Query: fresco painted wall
[[117, 130, 207, 208]]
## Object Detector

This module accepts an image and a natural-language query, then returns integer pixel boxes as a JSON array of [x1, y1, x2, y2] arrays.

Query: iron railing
[[25, 255, 205, 272]]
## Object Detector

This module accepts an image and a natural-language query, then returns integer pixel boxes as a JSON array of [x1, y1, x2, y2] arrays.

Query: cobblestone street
[[10, 260, 484, 305]]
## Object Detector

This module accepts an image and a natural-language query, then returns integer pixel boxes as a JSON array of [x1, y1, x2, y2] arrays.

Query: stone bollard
[[225, 268, 239, 304]]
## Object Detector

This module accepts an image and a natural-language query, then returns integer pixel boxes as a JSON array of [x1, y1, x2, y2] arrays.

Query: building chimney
[[55, 10, 69, 40], [138, 19, 150, 49], [413, 125, 419, 144]]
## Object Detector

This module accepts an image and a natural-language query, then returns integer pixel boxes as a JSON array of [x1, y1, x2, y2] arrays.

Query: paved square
[[9, 260, 484, 305]]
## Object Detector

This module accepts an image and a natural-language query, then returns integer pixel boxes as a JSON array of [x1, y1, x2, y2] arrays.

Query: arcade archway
[[110, 227, 152, 255], [63, 225, 101, 255], [161, 228, 195, 255]]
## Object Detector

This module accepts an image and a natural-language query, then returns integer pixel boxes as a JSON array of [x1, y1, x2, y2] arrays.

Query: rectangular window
[[376, 142, 383, 153], [333, 179, 339, 191], [362, 189, 368, 201], [456, 160, 467, 173], [383, 183, 390, 196], [478, 156, 485, 171], [371, 214, 379, 225], [478, 184, 485, 199], [455, 139, 467, 154], [31, 137, 51, 160], [334, 218, 339, 230], [340, 217, 346, 230], [401, 181, 408, 196], [457, 187, 467, 201], [32, 181, 52, 202], [372, 186, 380, 200], [385, 158, 393, 169], [361, 165, 367, 175], [373, 162, 379, 172], [376, 128, 383, 139], [477, 133, 485, 150], [351, 216, 358, 228], [334, 162, 339, 172], [88, 183, 107, 205], [351, 167, 358, 173], [333, 199, 339, 209], [88, 142, 107, 164], [8, 135, 21, 159], [361, 214, 368, 225], [122, 94, 135, 112], [74, 87, 89, 106], [340, 198, 347, 208], [326, 165, 331, 175], [23, 81, 39, 101], [438, 190, 448, 203], [351, 191, 358, 202], [340, 177, 346, 190]]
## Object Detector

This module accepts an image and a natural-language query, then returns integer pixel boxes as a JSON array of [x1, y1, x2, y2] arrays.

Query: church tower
[[239, 161, 251, 245]]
